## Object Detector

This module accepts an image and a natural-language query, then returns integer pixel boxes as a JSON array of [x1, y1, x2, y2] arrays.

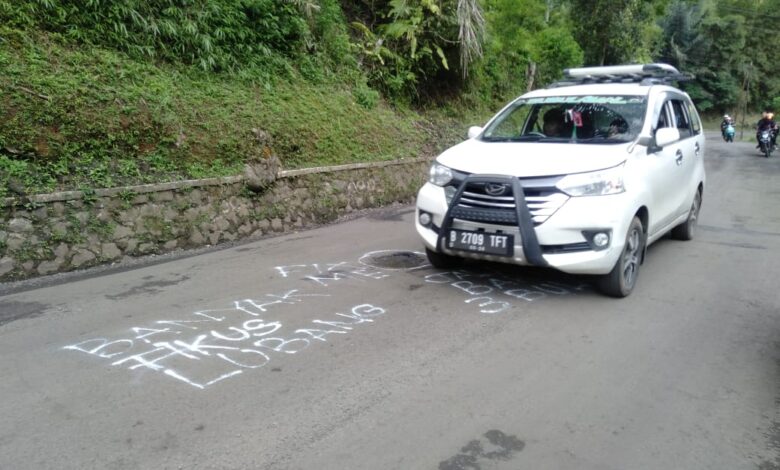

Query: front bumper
[[416, 180, 636, 275]]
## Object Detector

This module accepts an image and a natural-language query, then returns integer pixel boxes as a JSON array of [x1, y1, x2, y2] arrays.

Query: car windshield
[[481, 95, 647, 144]]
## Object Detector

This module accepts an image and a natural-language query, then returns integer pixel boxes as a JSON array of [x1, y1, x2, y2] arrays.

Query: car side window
[[686, 101, 702, 135], [671, 99, 693, 138], [656, 102, 672, 129]]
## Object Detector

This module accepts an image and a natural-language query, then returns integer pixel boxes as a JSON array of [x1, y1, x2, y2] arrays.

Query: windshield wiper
[[576, 136, 632, 144], [482, 135, 544, 142]]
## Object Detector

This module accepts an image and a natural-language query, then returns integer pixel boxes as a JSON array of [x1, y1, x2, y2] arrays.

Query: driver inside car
[[542, 107, 573, 137]]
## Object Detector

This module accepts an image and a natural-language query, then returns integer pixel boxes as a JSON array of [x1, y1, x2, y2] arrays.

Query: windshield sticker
[[525, 96, 644, 105]]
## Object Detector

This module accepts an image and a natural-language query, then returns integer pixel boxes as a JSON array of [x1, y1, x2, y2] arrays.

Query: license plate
[[447, 229, 514, 256]]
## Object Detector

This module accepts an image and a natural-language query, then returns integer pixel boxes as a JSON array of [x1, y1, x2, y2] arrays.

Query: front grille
[[449, 178, 569, 226], [450, 206, 517, 224]]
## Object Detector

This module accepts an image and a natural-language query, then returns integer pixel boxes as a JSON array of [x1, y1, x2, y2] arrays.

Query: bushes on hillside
[[1, 0, 320, 72]]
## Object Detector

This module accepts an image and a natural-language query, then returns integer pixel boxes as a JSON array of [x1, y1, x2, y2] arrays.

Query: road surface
[[1, 134, 778, 469]]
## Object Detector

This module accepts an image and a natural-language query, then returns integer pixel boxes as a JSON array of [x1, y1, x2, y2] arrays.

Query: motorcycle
[[724, 123, 735, 142], [758, 129, 773, 158]]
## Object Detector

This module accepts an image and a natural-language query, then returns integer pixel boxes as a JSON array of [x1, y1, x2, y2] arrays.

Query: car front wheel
[[598, 216, 644, 298]]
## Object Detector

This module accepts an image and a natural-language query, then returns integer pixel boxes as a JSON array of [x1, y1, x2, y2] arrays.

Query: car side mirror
[[654, 127, 680, 148], [467, 126, 483, 139]]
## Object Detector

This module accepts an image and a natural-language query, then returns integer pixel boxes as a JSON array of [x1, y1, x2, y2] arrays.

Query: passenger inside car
[[608, 117, 629, 138]]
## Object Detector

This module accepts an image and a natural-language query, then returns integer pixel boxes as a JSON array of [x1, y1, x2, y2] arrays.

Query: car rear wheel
[[671, 189, 701, 241], [598, 217, 644, 298], [425, 248, 462, 269]]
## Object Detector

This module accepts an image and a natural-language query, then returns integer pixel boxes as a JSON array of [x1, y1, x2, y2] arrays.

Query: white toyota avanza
[[415, 64, 706, 297]]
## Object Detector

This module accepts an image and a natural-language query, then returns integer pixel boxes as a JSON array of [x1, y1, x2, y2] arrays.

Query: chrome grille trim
[[449, 177, 570, 225], [459, 197, 516, 208], [461, 190, 515, 202]]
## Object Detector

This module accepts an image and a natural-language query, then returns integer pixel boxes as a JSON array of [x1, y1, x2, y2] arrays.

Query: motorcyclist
[[756, 111, 778, 149], [720, 114, 734, 140]]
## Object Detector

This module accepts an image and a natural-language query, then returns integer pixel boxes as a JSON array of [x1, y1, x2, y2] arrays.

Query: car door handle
[[694, 142, 700, 156], [675, 150, 683, 166]]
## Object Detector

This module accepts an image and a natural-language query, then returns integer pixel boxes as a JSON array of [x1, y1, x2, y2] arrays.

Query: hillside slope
[[0, 27, 471, 199]]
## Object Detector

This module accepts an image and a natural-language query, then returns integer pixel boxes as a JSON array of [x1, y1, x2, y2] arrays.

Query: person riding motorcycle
[[721, 114, 735, 140], [756, 111, 778, 149]]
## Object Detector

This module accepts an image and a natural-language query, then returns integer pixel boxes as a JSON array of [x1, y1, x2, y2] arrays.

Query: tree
[[732, 0, 780, 111], [658, 0, 703, 69], [480, 0, 580, 94], [655, 0, 780, 115], [572, 0, 666, 66], [530, 27, 583, 87], [349, 0, 489, 101]]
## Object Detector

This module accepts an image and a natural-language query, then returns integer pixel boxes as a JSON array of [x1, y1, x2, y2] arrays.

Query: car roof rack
[[548, 63, 694, 88]]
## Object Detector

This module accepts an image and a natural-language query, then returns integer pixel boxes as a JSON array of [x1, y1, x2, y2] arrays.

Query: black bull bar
[[436, 174, 549, 267]]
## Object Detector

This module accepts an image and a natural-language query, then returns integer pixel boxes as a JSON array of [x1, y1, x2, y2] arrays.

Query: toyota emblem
[[484, 183, 507, 196]]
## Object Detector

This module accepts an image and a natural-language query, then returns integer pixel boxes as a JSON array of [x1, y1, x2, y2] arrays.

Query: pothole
[[359, 250, 428, 270]]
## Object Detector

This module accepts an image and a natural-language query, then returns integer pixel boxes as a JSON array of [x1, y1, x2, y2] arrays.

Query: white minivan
[[415, 64, 706, 297]]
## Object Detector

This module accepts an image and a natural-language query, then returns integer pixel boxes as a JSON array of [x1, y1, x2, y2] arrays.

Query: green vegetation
[[0, 0, 775, 199], [0, 25, 465, 198], [1, 0, 329, 73], [658, 0, 780, 118], [0, 0, 474, 198]]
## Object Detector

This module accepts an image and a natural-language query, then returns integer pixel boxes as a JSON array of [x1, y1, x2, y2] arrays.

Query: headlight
[[429, 162, 453, 186], [556, 164, 625, 196]]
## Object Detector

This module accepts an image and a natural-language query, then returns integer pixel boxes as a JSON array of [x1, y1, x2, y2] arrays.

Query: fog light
[[419, 212, 432, 226], [593, 232, 610, 247]]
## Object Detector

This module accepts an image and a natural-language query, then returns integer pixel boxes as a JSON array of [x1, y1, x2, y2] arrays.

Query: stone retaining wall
[[0, 157, 431, 281]]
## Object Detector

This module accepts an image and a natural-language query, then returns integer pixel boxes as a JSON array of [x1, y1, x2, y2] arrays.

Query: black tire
[[765, 145, 771, 158], [425, 247, 462, 269], [598, 217, 644, 298], [671, 189, 702, 241]]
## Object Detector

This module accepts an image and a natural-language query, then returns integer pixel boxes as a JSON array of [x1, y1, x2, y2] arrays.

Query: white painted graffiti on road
[[275, 261, 391, 286], [276, 250, 590, 315], [63, 289, 386, 389], [63, 249, 590, 390], [423, 269, 588, 313]]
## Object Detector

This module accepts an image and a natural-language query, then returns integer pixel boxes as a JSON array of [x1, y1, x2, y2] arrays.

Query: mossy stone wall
[[0, 158, 430, 281]]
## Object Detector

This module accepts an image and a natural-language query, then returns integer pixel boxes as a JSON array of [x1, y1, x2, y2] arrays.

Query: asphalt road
[[1, 133, 778, 470]]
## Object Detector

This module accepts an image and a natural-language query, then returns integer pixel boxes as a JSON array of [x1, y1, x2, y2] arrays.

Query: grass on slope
[[0, 27, 469, 199]]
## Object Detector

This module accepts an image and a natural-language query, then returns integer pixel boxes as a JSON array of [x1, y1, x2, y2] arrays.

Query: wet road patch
[[439, 430, 525, 470], [105, 275, 190, 300], [0, 300, 51, 326]]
